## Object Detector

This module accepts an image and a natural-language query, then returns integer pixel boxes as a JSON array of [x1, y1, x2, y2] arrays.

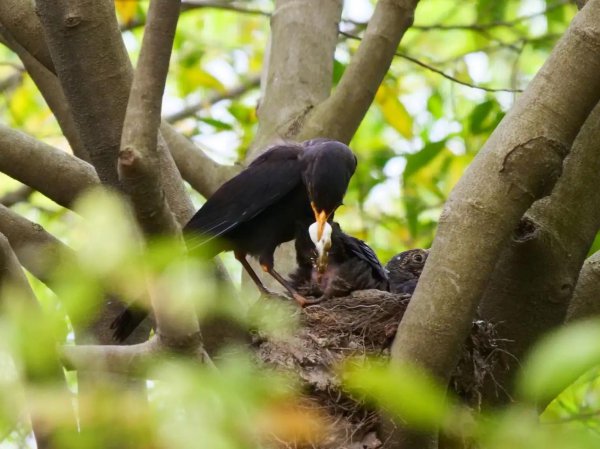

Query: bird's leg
[[234, 251, 277, 296], [262, 265, 311, 307]]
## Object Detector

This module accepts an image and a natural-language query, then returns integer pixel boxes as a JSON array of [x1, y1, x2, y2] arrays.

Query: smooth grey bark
[[2, 0, 232, 198], [246, 0, 420, 292], [118, 0, 200, 341], [566, 251, 600, 321], [479, 98, 600, 405], [250, 0, 343, 155], [0, 185, 34, 207], [0, 22, 88, 161], [119, 0, 182, 236], [300, 0, 420, 143], [0, 233, 78, 449], [0, 204, 72, 284], [62, 333, 208, 376], [0, 124, 98, 208], [34, 0, 131, 188], [34, 0, 193, 224], [0, 0, 54, 72], [160, 122, 241, 197], [390, 3, 600, 446], [165, 75, 261, 123], [0, 205, 153, 346]]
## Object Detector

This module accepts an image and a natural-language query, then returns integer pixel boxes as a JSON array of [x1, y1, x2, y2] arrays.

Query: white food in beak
[[309, 221, 332, 269]]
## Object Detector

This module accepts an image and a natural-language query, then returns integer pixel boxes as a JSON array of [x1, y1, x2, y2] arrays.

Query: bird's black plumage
[[290, 222, 389, 300], [300, 139, 357, 214], [385, 249, 429, 294], [111, 140, 357, 341], [184, 144, 309, 266]]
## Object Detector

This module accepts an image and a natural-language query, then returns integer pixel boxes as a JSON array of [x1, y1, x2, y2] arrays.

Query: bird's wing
[[345, 236, 389, 282], [184, 145, 303, 249]]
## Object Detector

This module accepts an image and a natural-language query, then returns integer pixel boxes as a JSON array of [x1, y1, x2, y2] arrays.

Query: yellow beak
[[311, 202, 331, 240]]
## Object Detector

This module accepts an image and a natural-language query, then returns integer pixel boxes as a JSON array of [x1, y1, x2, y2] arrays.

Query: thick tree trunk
[[0, 125, 98, 208], [250, 0, 343, 154], [479, 97, 600, 406], [390, 2, 600, 446], [566, 251, 600, 322], [0, 233, 78, 449], [299, 0, 420, 143]]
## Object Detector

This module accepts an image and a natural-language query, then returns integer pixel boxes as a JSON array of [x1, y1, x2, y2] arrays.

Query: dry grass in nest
[[254, 289, 510, 448]]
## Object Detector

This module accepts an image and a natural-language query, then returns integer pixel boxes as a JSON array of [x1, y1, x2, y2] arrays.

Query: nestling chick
[[290, 222, 389, 301], [385, 249, 429, 294]]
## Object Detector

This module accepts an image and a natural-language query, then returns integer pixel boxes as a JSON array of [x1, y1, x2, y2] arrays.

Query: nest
[[253, 289, 509, 449]]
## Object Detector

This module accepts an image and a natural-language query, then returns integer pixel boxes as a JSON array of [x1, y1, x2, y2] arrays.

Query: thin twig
[[542, 409, 600, 425], [0, 185, 34, 207], [121, 0, 270, 31], [411, 0, 570, 32], [181, 0, 269, 16], [342, 0, 570, 33], [341, 31, 523, 93], [165, 74, 260, 123]]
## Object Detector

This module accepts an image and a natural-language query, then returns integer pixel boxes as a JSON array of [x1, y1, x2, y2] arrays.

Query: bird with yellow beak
[[301, 139, 357, 277]]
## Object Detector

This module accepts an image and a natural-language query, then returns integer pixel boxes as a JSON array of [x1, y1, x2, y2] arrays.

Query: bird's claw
[[296, 294, 325, 308], [259, 290, 290, 302]]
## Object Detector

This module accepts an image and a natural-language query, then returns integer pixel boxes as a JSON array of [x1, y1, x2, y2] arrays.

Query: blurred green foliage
[[2, 0, 600, 448]]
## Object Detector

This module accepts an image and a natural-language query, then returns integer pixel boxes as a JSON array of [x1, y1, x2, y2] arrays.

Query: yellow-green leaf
[[115, 0, 138, 25], [375, 84, 413, 138]]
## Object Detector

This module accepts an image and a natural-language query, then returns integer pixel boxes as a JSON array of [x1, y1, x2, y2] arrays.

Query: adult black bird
[[111, 139, 357, 341], [385, 249, 429, 294], [290, 222, 389, 301]]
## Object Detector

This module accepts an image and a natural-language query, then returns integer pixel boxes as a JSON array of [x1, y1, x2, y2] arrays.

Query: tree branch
[[0, 185, 34, 207], [35, 0, 132, 188], [0, 124, 99, 208], [566, 251, 600, 322], [250, 0, 344, 155], [61, 332, 207, 376], [389, 1, 600, 443], [0, 204, 72, 285], [122, 0, 271, 31], [0, 233, 77, 449], [119, 0, 181, 236], [165, 75, 261, 123], [4, 2, 234, 200], [35, 0, 194, 226], [0, 21, 89, 161], [0, 0, 54, 73], [340, 31, 523, 93], [159, 122, 241, 197], [478, 97, 600, 405], [409, 0, 570, 32], [299, 0, 420, 143], [119, 0, 201, 342]]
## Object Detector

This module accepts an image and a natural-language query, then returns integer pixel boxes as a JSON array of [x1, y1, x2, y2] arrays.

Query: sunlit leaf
[[375, 84, 413, 138], [469, 99, 504, 135], [115, 0, 138, 25], [199, 117, 234, 131], [518, 320, 600, 404], [404, 140, 447, 180], [333, 58, 346, 85], [343, 359, 450, 430]]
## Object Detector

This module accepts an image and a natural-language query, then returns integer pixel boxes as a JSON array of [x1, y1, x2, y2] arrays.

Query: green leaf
[[469, 100, 504, 135], [427, 91, 444, 119], [476, 0, 508, 22], [403, 140, 447, 180], [199, 117, 233, 131], [517, 319, 600, 403], [343, 360, 450, 430], [375, 84, 413, 138], [332, 58, 346, 85]]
